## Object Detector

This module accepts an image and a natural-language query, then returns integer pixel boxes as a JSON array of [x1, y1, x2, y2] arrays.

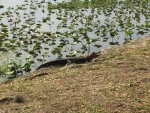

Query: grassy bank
[[0, 36, 150, 113]]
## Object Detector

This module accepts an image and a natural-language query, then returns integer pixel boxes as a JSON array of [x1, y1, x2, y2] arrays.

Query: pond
[[0, 0, 149, 81]]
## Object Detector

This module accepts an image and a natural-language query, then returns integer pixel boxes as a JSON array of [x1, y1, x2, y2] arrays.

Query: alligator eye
[[67, 60, 72, 65]]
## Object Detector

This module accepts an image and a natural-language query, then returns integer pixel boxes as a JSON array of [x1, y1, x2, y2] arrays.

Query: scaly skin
[[37, 52, 99, 70]]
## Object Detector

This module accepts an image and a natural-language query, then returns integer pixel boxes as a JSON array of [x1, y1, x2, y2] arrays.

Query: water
[[0, 0, 149, 82]]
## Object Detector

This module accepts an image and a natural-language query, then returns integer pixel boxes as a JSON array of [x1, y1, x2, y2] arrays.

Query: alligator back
[[37, 52, 99, 70]]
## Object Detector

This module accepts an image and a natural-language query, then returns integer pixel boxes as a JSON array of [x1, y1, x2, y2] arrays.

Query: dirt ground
[[0, 36, 150, 113]]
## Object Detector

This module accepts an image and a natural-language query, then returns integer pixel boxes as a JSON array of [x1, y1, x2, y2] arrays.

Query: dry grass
[[0, 36, 150, 113]]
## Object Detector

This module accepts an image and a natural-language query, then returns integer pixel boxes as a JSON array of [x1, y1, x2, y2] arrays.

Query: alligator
[[37, 52, 99, 70]]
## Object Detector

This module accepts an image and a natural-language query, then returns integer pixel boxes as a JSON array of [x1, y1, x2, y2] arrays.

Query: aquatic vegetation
[[0, 0, 149, 78]]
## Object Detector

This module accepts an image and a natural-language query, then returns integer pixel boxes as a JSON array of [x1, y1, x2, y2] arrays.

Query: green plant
[[0, 54, 34, 79]]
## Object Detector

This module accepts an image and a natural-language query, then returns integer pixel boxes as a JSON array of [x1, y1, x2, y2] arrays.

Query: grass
[[0, 36, 150, 113]]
